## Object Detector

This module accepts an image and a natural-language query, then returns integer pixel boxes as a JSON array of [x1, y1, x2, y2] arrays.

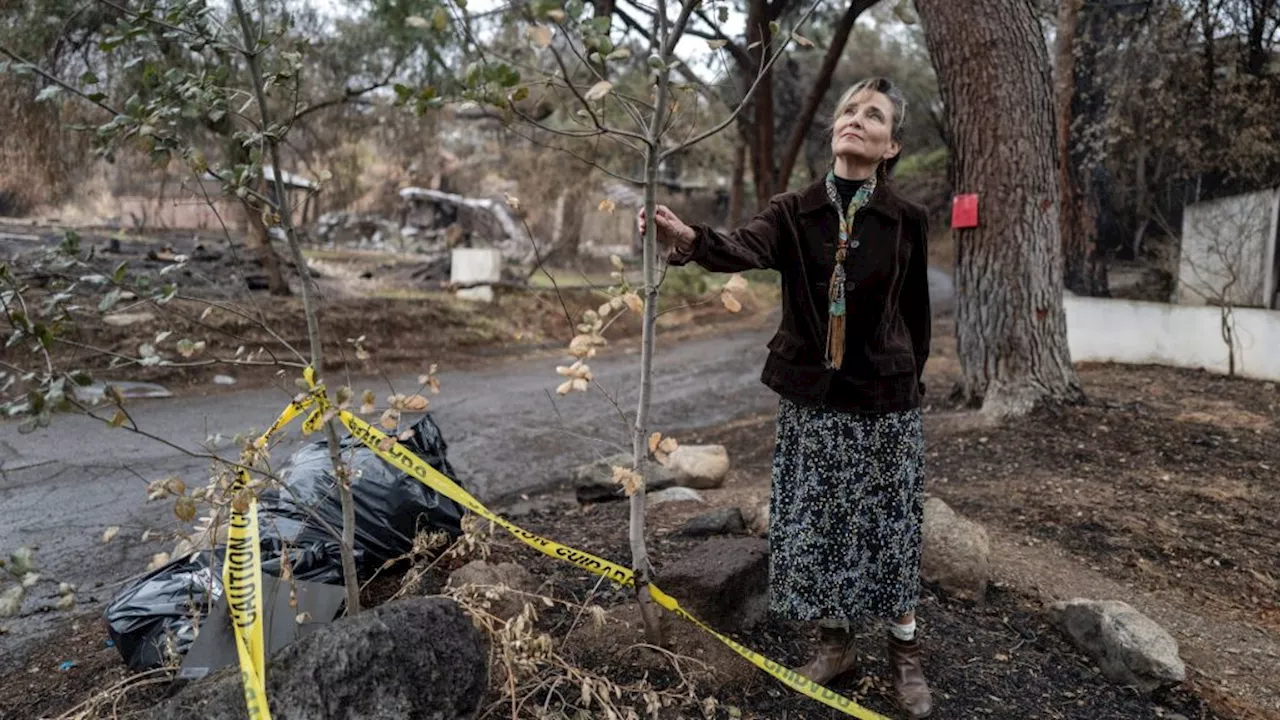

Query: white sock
[[890, 619, 916, 642]]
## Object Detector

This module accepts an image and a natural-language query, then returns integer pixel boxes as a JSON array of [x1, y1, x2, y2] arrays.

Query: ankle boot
[[796, 626, 857, 685], [887, 635, 933, 718]]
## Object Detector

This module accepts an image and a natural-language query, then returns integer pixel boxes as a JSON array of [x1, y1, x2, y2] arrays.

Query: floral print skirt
[[768, 398, 925, 623]]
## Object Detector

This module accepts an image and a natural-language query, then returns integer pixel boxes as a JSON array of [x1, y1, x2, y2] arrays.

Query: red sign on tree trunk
[[951, 193, 979, 229]]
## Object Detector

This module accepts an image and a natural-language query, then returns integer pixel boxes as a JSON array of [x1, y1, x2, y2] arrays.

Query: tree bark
[[917, 0, 1084, 416], [745, 0, 776, 208], [777, 0, 874, 190], [728, 137, 746, 227], [1055, 0, 1090, 294]]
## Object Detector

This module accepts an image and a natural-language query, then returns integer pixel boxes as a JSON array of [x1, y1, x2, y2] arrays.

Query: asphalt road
[[0, 314, 780, 657]]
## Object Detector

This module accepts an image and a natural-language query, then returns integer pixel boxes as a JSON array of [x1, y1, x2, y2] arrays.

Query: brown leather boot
[[795, 625, 857, 685], [888, 635, 933, 718]]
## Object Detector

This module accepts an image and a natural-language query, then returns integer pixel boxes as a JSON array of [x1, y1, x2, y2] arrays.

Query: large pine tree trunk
[[916, 0, 1084, 416]]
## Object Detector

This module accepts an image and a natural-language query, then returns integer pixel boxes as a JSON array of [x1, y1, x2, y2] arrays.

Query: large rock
[[1051, 599, 1186, 693], [665, 445, 731, 489], [920, 497, 990, 601], [143, 597, 487, 720], [657, 538, 769, 631], [573, 453, 678, 503], [447, 560, 538, 621]]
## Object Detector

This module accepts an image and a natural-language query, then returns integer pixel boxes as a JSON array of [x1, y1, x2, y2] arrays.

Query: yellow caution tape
[[224, 491, 270, 719], [222, 399, 310, 720], [297, 370, 889, 720]]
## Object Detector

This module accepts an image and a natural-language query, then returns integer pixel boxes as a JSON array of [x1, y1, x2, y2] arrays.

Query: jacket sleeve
[[901, 210, 932, 396], [666, 199, 783, 272]]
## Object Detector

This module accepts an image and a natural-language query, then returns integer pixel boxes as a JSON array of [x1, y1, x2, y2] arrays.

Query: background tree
[[916, 0, 1085, 415]]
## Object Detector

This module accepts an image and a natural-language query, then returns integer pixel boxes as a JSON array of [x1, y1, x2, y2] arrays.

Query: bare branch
[[661, 0, 824, 160]]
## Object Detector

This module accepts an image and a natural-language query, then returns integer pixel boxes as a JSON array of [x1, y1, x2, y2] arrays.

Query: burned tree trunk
[[917, 0, 1084, 415]]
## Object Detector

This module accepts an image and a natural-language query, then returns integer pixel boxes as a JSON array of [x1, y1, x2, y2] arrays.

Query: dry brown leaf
[[360, 390, 376, 415], [611, 466, 644, 497], [622, 292, 643, 314], [648, 432, 662, 454], [598, 198, 617, 214], [402, 394, 430, 412], [377, 436, 396, 452], [379, 408, 401, 430], [706, 39, 728, 50], [102, 526, 120, 544], [174, 497, 197, 523], [147, 553, 171, 571], [584, 80, 613, 102], [597, 301, 613, 318], [556, 380, 575, 396], [527, 24, 553, 48], [398, 429, 415, 441], [721, 292, 743, 313], [658, 437, 678, 454], [723, 274, 749, 293], [792, 32, 814, 48]]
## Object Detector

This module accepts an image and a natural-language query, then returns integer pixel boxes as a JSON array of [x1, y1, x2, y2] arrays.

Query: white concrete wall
[[1065, 296, 1280, 382], [1177, 188, 1279, 309]]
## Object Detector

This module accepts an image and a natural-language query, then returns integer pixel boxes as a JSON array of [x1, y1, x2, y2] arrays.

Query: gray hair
[[830, 77, 908, 177]]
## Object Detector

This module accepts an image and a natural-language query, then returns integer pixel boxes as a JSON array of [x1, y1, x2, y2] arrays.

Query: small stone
[[647, 487, 705, 507], [740, 503, 770, 536], [212, 375, 236, 386], [676, 508, 746, 537]]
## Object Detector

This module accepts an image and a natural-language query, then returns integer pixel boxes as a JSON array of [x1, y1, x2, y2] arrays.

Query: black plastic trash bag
[[105, 414, 467, 669]]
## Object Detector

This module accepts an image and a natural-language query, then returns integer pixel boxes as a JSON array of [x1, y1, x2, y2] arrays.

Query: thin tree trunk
[[917, 0, 1084, 416], [745, 0, 775, 207], [631, 0, 672, 648], [225, 139, 290, 296], [777, 0, 873, 189], [728, 137, 746, 227], [231, 0, 360, 615]]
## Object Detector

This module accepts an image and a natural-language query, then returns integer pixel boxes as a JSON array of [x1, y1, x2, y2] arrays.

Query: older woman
[[639, 77, 933, 718]]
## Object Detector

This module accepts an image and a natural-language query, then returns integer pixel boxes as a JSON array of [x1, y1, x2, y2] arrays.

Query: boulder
[[676, 508, 746, 538], [1051, 599, 1186, 693], [447, 560, 539, 621], [142, 597, 487, 720], [573, 453, 678, 504], [665, 445, 731, 489], [657, 538, 769, 631], [920, 497, 990, 601]]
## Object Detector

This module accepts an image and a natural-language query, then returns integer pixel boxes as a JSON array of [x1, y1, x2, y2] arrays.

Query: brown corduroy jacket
[[668, 177, 931, 414]]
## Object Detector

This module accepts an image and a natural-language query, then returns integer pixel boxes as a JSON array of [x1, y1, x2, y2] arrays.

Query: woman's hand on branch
[[637, 205, 696, 258]]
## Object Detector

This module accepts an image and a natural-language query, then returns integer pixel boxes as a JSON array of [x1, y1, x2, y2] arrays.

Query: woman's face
[[831, 89, 901, 168]]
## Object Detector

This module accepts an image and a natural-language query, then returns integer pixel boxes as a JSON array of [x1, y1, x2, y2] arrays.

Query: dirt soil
[[4, 299, 1276, 719], [0, 222, 776, 393]]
